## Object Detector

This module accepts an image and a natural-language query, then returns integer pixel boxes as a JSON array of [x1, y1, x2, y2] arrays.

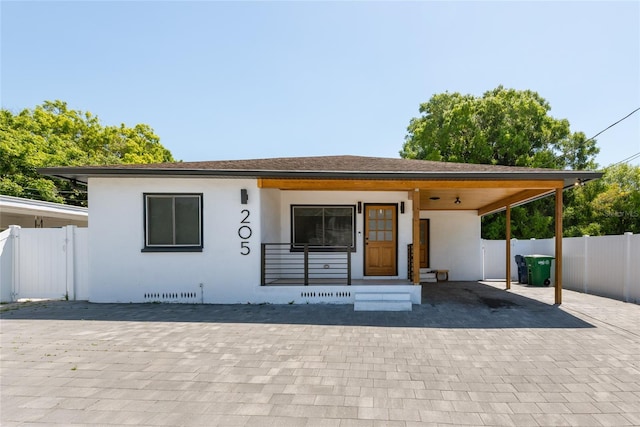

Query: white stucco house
[[39, 155, 601, 306]]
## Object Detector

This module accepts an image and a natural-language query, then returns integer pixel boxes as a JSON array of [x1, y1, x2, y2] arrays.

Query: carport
[[256, 158, 602, 305]]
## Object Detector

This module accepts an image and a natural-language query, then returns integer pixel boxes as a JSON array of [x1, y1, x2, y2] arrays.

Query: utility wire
[[585, 106, 640, 147], [611, 151, 640, 166], [590, 107, 640, 167], [540, 106, 640, 169], [570, 106, 640, 169]]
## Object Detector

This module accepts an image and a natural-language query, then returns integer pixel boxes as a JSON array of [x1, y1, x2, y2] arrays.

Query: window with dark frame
[[144, 194, 203, 251], [291, 205, 355, 250]]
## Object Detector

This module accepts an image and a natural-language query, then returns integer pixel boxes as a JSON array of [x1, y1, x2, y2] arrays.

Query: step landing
[[354, 292, 412, 311]]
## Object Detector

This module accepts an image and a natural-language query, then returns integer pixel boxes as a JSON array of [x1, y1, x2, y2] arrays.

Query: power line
[[577, 106, 640, 168], [540, 106, 640, 169], [585, 106, 640, 147], [611, 151, 640, 166]]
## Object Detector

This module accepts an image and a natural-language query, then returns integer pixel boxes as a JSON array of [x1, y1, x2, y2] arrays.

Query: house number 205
[[239, 209, 252, 255]]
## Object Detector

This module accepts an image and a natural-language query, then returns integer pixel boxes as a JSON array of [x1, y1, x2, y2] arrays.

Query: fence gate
[[0, 225, 89, 301], [16, 228, 68, 299]]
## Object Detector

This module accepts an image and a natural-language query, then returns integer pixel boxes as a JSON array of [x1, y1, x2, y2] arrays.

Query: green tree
[[400, 86, 600, 239], [481, 199, 556, 240], [401, 86, 598, 170], [565, 164, 640, 236], [0, 100, 174, 205]]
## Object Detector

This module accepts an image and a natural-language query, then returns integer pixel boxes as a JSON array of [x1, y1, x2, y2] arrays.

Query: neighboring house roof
[[39, 155, 601, 186], [0, 195, 88, 230]]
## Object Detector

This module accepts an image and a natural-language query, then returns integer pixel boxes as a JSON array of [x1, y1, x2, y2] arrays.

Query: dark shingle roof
[[114, 155, 554, 173], [39, 155, 602, 185]]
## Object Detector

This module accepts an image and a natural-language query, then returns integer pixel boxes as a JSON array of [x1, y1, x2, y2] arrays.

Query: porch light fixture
[[241, 189, 248, 204], [357, 201, 362, 214], [454, 197, 461, 204], [574, 178, 585, 187], [400, 201, 405, 214]]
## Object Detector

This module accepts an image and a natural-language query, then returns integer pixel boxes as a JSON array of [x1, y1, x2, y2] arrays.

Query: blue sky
[[2, 1, 639, 167]]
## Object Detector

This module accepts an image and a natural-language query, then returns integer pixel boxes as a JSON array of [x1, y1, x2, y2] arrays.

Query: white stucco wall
[[88, 177, 262, 303], [259, 188, 281, 243], [421, 210, 483, 281], [87, 178, 483, 304]]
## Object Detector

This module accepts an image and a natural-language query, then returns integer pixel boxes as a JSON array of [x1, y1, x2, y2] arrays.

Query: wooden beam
[[412, 190, 421, 285], [555, 188, 563, 305], [477, 189, 555, 216], [506, 204, 511, 290], [258, 178, 565, 191]]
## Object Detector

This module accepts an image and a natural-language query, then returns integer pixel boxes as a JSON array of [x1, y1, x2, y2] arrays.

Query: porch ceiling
[[257, 178, 562, 215]]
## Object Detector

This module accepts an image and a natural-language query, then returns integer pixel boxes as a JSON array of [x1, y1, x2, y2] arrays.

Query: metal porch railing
[[261, 243, 352, 286], [407, 243, 414, 280]]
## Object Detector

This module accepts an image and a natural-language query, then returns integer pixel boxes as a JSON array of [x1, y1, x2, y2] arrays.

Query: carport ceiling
[[417, 187, 553, 213]]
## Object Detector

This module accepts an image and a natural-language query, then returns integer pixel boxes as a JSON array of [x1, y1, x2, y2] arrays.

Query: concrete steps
[[354, 292, 412, 311], [420, 269, 437, 283]]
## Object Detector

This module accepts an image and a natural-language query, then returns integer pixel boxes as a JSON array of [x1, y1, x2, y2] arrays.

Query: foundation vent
[[143, 291, 199, 303], [300, 291, 351, 299]]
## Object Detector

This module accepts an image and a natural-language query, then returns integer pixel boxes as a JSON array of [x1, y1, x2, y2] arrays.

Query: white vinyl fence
[[0, 225, 88, 302], [482, 233, 639, 303]]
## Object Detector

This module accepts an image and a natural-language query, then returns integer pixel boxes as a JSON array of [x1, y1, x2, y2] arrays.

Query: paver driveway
[[1, 282, 639, 426]]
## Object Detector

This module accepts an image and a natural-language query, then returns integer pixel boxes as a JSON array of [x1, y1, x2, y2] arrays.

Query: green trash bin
[[524, 255, 554, 287]]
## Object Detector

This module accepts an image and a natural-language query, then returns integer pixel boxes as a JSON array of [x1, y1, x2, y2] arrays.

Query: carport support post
[[555, 188, 563, 305], [412, 189, 421, 285], [505, 204, 511, 290]]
